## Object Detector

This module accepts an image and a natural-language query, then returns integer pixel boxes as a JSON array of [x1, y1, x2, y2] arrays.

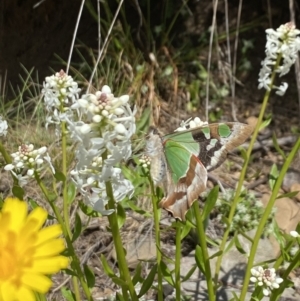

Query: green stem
[[61, 120, 71, 237], [239, 138, 300, 301], [214, 54, 281, 288], [149, 176, 163, 301], [193, 202, 215, 301], [175, 221, 182, 300], [106, 181, 138, 301], [35, 174, 92, 301]]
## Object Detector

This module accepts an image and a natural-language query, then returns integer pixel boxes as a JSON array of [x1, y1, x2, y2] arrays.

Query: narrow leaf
[[138, 264, 157, 297], [160, 261, 174, 286], [132, 263, 143, 285], [276, 191, 299, 199], [209, 250, 223, 259], [234, 235, 247, 254], [83, 264, 95, 288], [269, 164, 279, 190], [117, 203, 126, 229], [182, 264, 197, 282], [272, 133, 286, 159], [54, 171, 66, 182], [195, 245, 205, 273], [72, 213, 82, 242], [202, 186, 219, 221], [100, 254, 115, 277], [67, 182, 76, 204], [111, 276, 128, 287]]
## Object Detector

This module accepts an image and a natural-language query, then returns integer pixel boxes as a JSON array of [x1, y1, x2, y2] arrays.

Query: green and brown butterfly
[[145, 121, 253, 221]]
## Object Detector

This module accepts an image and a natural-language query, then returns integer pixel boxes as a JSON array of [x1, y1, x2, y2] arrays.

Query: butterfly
[[145, 122, 253, 220]]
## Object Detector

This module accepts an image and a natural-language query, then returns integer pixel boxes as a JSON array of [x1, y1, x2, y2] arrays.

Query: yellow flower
[[0, 198, 69, 301]]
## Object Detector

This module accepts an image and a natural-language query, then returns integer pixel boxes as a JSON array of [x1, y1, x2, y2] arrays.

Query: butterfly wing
[[164, 122, 253, 171], [160, 136, 207, 220]]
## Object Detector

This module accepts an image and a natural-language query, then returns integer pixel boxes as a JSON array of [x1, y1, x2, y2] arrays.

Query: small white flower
[[250, 266, 283, 296], [175, 117, 208, 132], [4, 144, 54, 186], [290, 230, 300, 238], [0, 116, 8, 137]]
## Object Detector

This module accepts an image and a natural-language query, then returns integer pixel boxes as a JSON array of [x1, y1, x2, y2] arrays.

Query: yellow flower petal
[[3, 198, 27, 231], [22, 273, 52, 293], [31, 256, 69, 274], [26, 207, 48, 231], [36, 224, 63, 245], [34, 238, 66, 257], [15, 285, 35, 301]]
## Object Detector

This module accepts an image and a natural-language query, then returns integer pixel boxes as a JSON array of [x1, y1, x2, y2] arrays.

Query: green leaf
[[67, 182, 77, 204], [64, 268, 78, 277], [12, 185, 24, 200], [272, 133, 286, 159], [117, 203, 126, 229], [100, 254, 115, 277], [202, 186, 219, 221], [276, 191, 299, 199], [111, 276, 128, 287], [195, 245, 205, 273], [54, 171, 66, 182], [83, 264, 95, 288], [72, 213, 82, 242], [259, 117, 272, 131], [269, 164, 279, 190], [132, 262, 143, 285], [126, 201, 152, 217], [209, 250, 223, 259], [234, 235, 247, 254], [182, 264, 197, 282], [61, 288, 75, 301], [160, 261, 174, 286], [138, 264, 157, 297], [181, 223, 192, 240]]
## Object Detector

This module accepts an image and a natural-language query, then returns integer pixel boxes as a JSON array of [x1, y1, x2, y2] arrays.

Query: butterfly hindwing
[[159, 154, 207, 220]]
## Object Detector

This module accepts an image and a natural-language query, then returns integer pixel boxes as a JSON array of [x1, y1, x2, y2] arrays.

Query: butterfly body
[[146, 123, 253, 220]]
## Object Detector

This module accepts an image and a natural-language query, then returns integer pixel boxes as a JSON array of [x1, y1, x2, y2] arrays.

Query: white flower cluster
[[69, 85, 136, 215], [290, 230, 300, 238], [4, 144, 54, 187], [259, 22, 300, 96], [0, 116, 8, 137], [175, 117, 207, 132], [42, 70, 81, 129], [250, 266, 283, 296], [139, 154, 151, 169]]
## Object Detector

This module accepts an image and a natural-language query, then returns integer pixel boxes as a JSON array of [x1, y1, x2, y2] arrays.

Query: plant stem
[[61, 120, 71, 237], [106, 180, 138, 301], [175, 221, 182, 300], [149, 177, 163, 301], [193, 202, 215, 301], [35, 174, 92, 301], [214, 54, 281, 288], [239, 138, 300, 301]]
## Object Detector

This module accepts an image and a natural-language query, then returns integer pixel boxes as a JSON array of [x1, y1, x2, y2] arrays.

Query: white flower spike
[[259, 22, 300, 96]]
